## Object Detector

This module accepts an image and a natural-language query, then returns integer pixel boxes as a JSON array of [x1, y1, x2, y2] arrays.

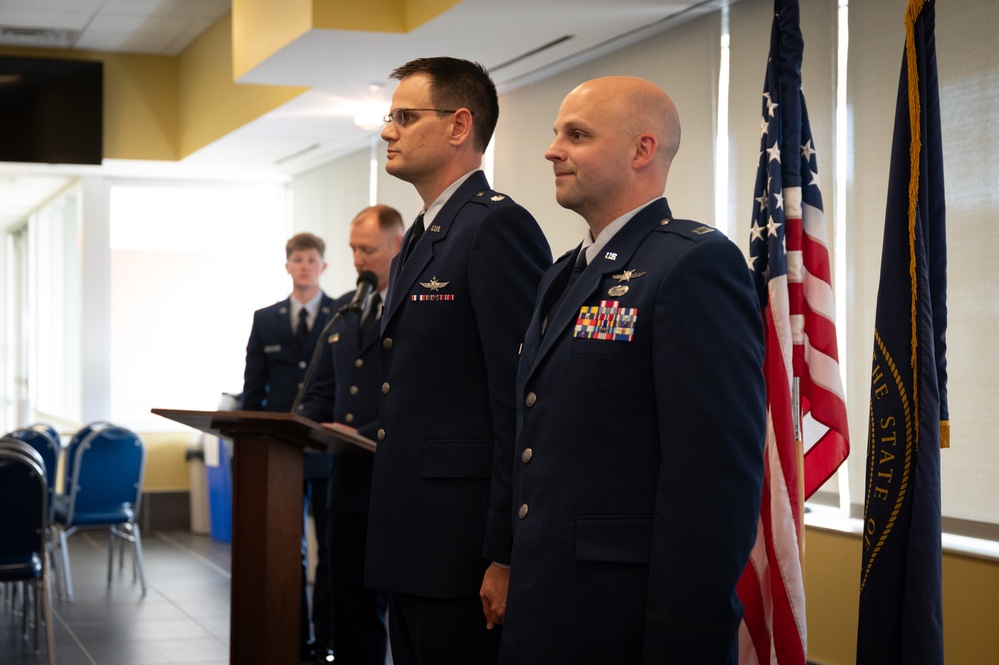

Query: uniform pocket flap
[[576, 515, 653, 564], [422, 439, 493, 479]]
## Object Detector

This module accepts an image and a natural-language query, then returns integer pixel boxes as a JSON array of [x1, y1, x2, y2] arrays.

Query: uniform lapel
[[304, 296, 334, 353], [274, 298, 298, 351], [357, 303, 380, 352], [382, 171, 490, 329], [519, 249, 576, 374], [527, 200, 671, 378]]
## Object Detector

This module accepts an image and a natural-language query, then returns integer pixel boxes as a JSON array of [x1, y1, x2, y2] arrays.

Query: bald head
[[546, 76, 681, 232], [577, 76, 680, 168]]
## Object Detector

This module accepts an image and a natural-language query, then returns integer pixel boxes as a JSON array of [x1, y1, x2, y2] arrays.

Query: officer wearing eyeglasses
[[364, 57, 551, 665]]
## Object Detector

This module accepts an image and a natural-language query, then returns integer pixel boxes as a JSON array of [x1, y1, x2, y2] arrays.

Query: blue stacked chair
[[52, 424, 147, 601], [60, 421, 111, 498], [26, 423, 61, 447], [5, 428, 60, 521], [4, 427, 64, 596], [0, 437, 56, 664]]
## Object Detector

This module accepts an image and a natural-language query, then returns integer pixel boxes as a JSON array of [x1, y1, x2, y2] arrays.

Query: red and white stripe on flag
[[739, 188, 807, 664], [788, 191, 850, 498]]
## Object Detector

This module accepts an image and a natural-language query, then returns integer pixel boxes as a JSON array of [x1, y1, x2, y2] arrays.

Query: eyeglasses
[[383, 107, 467, 127]]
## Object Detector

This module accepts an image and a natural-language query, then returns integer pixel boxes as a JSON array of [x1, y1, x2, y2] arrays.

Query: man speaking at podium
[[299, 205, 404, 664]]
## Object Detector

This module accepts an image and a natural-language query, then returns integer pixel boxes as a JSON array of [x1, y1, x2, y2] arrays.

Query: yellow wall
[[805, 527, 999, 664], [232, 0, 462, 80], [232, 0, 312, 80], [312, 0, 461, 33], [178, 11, 307, 158], [100, 54, 180, 160], [139, 432, 196, 491]]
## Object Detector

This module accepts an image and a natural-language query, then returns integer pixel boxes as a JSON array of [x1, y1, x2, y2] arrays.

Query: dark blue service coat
[[364, 171, 552, 599], [242, 293, 336, 478], [299, 289, 389, 664], [242, 293, 336, 413], [501, 199, 766, 664], [300, 290, 382, 513]]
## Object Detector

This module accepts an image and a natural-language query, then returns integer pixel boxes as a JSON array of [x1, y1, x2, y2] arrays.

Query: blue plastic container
[[206, 437, 232, 543]]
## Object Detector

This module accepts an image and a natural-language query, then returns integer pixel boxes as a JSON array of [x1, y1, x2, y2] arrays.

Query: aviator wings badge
[[608, 268, 646, 297], [611, 269, 647, 282], [420, 276, 449, 291]]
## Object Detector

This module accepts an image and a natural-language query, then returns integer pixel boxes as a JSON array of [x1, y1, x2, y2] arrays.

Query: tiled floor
[[1, 530, 232, 665]]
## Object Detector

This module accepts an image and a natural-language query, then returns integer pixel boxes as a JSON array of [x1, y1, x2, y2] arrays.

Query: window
[[108, 183, 291, 431], [2, 182, 81, 433], [722, 0, 999, 554]]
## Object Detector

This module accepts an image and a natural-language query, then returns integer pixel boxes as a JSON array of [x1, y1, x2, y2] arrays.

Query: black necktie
[[402, 213, 425, 264], [565, 247, 588, 292], [542, 248, 588, 335], [360, 293, 381, 343], [296, 308, 309, 346]]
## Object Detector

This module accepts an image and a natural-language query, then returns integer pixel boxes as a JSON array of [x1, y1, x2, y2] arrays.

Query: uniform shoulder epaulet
[[653, 216, 719, 240], [472, 189, 513, 206]]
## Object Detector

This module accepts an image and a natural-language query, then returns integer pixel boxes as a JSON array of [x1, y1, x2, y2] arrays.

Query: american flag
[[740, 1, 849, 663]]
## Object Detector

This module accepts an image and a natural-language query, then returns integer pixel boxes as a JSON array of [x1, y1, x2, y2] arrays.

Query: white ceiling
[[0, 0, 230, 55], [0, 0, 722, 226]]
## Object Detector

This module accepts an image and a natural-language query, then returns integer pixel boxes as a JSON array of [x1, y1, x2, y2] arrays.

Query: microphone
[[344, 271, 378, 312], [290, 270, 379, 415]]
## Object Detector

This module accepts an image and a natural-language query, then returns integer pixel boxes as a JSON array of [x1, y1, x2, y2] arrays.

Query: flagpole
[[792, 377, 805, 564]]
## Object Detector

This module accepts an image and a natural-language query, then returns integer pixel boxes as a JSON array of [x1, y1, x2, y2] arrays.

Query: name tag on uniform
[[573, 300, 637, 342], [264, 344, 282, 353]]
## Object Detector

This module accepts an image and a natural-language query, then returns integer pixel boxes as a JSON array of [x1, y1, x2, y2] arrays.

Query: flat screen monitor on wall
[[0, 55, 103, 165]]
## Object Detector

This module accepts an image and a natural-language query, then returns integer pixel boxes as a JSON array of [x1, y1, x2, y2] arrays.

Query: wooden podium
[[151, 409, 374, 665]]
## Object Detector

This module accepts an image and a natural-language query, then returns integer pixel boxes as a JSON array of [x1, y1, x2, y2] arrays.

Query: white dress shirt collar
[[580, 196, 665, 264]]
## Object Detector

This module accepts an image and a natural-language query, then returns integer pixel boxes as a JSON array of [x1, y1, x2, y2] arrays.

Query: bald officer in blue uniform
[[365, 57, 551, 665], [299, 204, 404, 664], [500, 77, 766, 664]]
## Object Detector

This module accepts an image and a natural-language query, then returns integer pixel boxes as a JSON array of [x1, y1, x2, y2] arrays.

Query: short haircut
[[351, 204, 405, 235], [285, 232, 325, 259], [389, 57, 499, 154]]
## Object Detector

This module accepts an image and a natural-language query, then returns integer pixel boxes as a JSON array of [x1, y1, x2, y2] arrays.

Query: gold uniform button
[[521, 448, 533, 463], [381, 382, 391, 395], [377, 429, 386, 442], [349, 385, 359, 395], [525, 392, 537, 407], [518, 504, 529, 519], [344, 413, 354, 423], [355, 358, 364, 368], [298, 361, 307, 369], [383, 338, 393, 349]]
